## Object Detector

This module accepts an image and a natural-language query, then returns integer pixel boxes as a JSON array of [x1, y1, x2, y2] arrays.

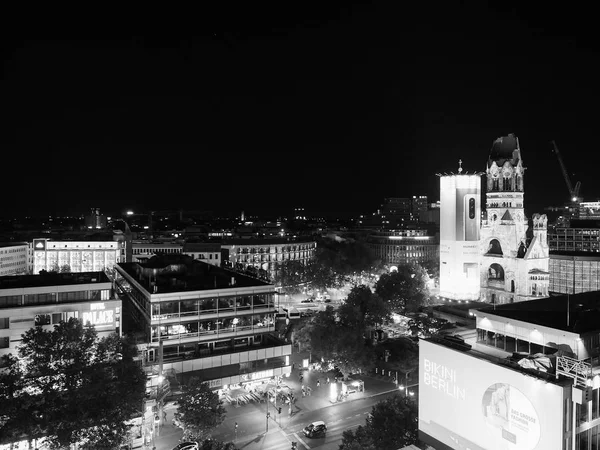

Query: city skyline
[[2, 3, 597, 218]]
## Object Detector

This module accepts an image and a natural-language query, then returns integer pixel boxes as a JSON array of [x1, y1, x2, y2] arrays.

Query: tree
[[337, 285, 390, 330], [340, 395, 418, 450], [0, 318, 146, 449], [375, 263, 430, 313], [175, 377, 227, 442], [272, 260, 307, 295], [294, 306, 375, 379], [198, 439, 238, 450], [59, 264, 71, 273]]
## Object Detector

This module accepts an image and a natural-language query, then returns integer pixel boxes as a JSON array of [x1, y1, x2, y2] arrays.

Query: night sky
[[1, 2, 597, 219]]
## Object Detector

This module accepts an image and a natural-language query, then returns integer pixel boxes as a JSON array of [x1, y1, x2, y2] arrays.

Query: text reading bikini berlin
[[424, 359, 466, 400]]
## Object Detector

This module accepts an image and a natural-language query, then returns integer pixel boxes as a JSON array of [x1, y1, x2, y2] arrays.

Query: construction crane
[[551, 140, 581, 203]]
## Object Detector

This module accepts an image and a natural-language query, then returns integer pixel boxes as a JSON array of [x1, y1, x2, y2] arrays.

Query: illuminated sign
[[83, 309, 114, 326], [419, 340, 563, 450], [241, 369, 274, 382], [34, 240, 46, 250]]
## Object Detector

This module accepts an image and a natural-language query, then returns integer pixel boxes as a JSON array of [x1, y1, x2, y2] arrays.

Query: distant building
[[0, 271, 121, 362], [182, 242, 221, 266], [114, 256, 291, 392], [84, 207, 107, 230], [221, 238, 317, 279], [367, 230, 438, 266], [549, 220, 600, 253], [0, 243, 28, 276], [578, 202, 600, 220], [32, 238, 122, 275], [549, 253, 600, 294], [131, 241, 183, 263]]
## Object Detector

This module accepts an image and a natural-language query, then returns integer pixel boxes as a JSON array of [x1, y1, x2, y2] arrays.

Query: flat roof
[[117, 257, 272, 294], [183, 243, 221, 252], [220, 238, 316, 246], [474, 291, 600, 334], [0, 271, 110, 290], [0, 242, 28, 248]]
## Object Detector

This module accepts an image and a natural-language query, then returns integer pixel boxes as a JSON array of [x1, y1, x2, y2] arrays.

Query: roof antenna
[[458, 159, 463, 174]]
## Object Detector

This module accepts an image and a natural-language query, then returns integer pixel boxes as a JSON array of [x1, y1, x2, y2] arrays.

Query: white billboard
[[419, 339, 564, 450]]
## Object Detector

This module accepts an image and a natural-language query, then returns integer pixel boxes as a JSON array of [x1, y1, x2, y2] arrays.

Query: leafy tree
[[59, 264, 71, 273], [340, 394, 418, 450], [337, 285, 390, 330], [375, 263, 430, 313], [375, 337, 419, 375], [199, 439, 238, 450], [272, 259, 307, 294], [0, 318, 146, 449], [294, 306, 375, 379], [175, 377, 227, 442]]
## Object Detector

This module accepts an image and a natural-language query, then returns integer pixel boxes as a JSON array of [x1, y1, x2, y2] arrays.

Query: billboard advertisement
[[419, 339, 564, 450]]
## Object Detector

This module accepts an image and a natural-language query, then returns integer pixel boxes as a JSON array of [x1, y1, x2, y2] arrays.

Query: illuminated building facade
[[367, 230, 439, 266], [420, 292, 600, 450], [0, 271, 120, 362], [549, 253, 600, 294], [32, 238, 122, 275], [114, 256, 291, 391], [221, 239, 316, 278], [438, 168, 482, 301], [0, 243, 28, 276], [480, 134, 549, 304], [549, 221, 600, 253], [579, 203, 600, 220]]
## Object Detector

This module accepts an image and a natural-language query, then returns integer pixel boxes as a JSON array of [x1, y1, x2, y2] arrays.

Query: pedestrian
[[299, 375, 304, 383], [292, 362, 295, 371], [317, 379, 320, 387], [162, 410, 167, 422], [326, 377, 330, 384]]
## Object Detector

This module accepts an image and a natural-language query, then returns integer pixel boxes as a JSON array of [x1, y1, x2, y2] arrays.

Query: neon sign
[[83, 309, 114, 326]]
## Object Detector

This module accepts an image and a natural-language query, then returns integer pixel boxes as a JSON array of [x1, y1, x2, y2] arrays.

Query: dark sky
[[1, 2, 598, 219]]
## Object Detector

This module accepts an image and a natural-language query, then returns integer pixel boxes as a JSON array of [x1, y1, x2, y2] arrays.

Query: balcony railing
[[151, 323, 275, 342]]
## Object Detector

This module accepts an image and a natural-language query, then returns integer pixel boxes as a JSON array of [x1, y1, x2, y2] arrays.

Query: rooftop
[[183, 242, 221, 252], [117, 255, 272, 294], [473, 291, 600, 334], [0, 242, 28, 248], [220, 238, 316, 246], [0, 271, 110, 290]]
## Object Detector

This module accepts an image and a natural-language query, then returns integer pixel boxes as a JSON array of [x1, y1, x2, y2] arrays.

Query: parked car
[[301, 298, 314, 303], [303, 420, 327, 438], [172, 442, 199, 450]]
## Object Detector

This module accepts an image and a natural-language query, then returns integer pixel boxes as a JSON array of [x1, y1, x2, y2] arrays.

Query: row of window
[[0, 290, 110, 308], [150, 313, 275, 342], [151, 295, 274, 318]]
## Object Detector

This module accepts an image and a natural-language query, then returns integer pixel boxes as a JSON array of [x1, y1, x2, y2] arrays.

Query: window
[[0, 295, 20, 307], [0, 337, 8, 349], [0, 317, 9, 329], [34, 314, 51, 326]]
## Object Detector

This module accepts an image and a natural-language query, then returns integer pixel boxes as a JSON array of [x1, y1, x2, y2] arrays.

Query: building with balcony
[[114, 255, 291, 392], [220, 238, 316, 279], [0, 243, 28, 276], [367, 229, 438, 266], [420, 291, 600, 450], [0, 271, 121, 362]]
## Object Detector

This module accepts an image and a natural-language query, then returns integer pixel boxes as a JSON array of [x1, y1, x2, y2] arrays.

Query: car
[[301, 298, 314, 303], [324, 299, 331, 303], [303, 420, 327, 438], [171, 442, 199, 450]]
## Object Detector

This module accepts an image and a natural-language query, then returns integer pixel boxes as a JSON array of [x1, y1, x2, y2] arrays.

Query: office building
[[0, 271, 121, 362], [114, 255, 291, 392], [0, 243, 28, 276], [182, 242, 221, 267], [419, 291, 600, 450], [367, 230, 439, 266]]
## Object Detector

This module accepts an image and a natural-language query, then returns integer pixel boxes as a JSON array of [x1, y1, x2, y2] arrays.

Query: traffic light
[[278, 407, 282, 414], [291, 442, 298, 449], [235, 422, 238, 429], [267, 412, 270, 418]]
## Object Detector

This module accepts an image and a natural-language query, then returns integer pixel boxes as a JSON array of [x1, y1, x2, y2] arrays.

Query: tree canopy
[[198, 438, 238, 450], [294, 301, 377, 378], [175, 377, 227, 442], [337, 284, 390, 329], [339, 394, 418, 450], [374, 263, 430, 313], [0, 318, 146, 449]]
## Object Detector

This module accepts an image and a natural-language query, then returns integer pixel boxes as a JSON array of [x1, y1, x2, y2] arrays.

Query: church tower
[[479, 134, 549, 304]]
